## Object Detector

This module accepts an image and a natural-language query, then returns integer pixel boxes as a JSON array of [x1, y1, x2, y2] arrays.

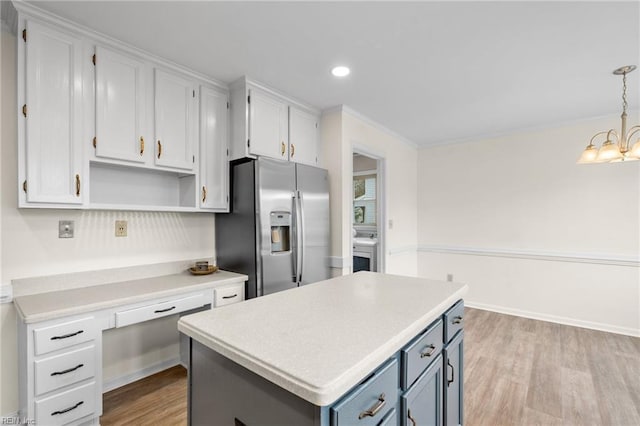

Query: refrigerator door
[[296, 164, 330, 285], [257, 159, 298, 296]]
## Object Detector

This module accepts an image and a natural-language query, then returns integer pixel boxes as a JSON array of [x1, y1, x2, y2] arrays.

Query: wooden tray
[[189, 265, 218, 275]]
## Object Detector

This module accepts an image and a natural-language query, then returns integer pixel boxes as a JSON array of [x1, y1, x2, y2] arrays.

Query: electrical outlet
[[115, 220, 127, 237], [59, 220, 74, 238]]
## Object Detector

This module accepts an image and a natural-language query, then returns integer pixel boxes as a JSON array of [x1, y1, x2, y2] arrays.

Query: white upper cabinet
[[289, 106, 319, 166], [154, 69, 197, 171], [230, 78, 320, 165], [199, 86, 229, 211], [94, 46, 147, 164], [248, 89, 289, 160], [21, 19, 84, 206]]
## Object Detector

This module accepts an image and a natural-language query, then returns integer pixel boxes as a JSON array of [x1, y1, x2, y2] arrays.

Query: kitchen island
[[178, 271, 468, 426]]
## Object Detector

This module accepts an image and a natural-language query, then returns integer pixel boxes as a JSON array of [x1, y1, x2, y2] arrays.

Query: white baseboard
[[102, 357, 181, 393], [466, 301, 640, 337], [0, 411, 19, 421]]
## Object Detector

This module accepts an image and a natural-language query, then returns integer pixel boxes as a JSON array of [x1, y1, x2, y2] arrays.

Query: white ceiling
[[28, 1, 640, 147]]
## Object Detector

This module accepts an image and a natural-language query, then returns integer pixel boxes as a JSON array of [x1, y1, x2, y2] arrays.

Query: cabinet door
[[154, 69, 197, 171], [402, 354, 443, 426], [444, 331, 463, 426], [94, 46, 146, 164], [23, 20, 83, 205], [289, 106, 318, 166], [199, 86, 229, 210], [248, 89, 288, 160]]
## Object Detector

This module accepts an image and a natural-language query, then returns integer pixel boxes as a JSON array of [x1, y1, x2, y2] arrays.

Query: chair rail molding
[[418, 244, 639, 268]]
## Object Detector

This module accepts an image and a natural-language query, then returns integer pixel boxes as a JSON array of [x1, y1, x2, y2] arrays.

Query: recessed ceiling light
[[332, 66, 350, 77]]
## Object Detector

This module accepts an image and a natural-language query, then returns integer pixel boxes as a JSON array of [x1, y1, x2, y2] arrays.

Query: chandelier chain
[[622, 71, 628, 114]]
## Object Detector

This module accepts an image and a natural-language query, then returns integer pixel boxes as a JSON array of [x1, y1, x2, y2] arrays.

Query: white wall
[[417, 115, 640, 335], [1, 30, 216, 414], [322, 107, 419, 277]]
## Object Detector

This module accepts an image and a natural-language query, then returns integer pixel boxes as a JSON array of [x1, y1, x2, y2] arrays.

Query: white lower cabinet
[[35, 381, 97, 426], [214, 282, 246, 307]]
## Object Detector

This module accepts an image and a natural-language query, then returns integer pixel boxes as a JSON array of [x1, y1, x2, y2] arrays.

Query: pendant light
[[578, 65, 640, 164]]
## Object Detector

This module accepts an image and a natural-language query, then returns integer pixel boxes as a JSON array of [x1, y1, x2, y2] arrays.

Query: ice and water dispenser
[[270, 212, 291, 253]]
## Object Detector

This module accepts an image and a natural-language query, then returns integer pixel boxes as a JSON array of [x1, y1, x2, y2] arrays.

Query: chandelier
[[578, 65, 640, 163]]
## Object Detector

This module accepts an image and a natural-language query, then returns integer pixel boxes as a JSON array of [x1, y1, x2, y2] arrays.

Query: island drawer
[[214, 282, 245, 307], [443, 300, 464, 343], [35, 345, 96, 396], [34, 317, 98, 356], [330, 358, 398, 426], [35, 380, 96, 426], [401, 318, 443, 390], [115, 292, 208, 328]]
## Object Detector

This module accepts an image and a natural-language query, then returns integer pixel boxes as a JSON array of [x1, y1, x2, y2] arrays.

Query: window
[[353, 173, 376, 225]]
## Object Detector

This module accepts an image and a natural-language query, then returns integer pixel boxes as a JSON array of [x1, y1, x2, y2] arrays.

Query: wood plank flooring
[[101, 308, 640, 425]]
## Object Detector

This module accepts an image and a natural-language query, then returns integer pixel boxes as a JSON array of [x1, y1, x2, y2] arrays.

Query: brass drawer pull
[[281, 141, 286, 156], [51, 401, 83, 416], [75, 174, 81, 196], [51, 330, 84, 340], [157, 140, 162, 158], [447, 359, 455, 387], [358, 393, 386, 419], [140, 136, 145, 155], [420, 344, 437, 358], [291, 143, 295, 157], [51, 363, 84, 376], [452, 316, 463, 325]]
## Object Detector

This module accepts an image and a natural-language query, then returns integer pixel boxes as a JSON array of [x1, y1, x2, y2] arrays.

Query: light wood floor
[[101, 308, 640, 425]]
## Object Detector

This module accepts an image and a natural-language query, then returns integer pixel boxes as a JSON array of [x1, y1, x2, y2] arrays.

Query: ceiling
[[27, 1, 640, 147]]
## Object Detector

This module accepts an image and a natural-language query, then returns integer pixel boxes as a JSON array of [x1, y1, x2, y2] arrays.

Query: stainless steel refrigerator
[[216, 158, 330, 299]]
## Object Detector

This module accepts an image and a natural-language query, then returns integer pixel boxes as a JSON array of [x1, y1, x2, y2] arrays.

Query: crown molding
[[322, 105, 419, 149], [11, 0, 227, 91], [1, 0, 17, 34]]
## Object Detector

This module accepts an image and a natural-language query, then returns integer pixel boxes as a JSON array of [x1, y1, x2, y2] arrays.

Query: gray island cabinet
[[178, 272, 468, 426]]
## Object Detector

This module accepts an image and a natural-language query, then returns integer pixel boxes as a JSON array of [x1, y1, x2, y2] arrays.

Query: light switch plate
[[59, 220, 74, 238]]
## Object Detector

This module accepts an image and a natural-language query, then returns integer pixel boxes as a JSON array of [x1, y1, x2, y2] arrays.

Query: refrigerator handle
[[291, 193, 298, 283], [297, 190, 305, 284]]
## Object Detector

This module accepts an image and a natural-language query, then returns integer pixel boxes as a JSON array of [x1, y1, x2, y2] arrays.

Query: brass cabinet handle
[[420, 344, 437, 358], [452, 316, 463, 325], [291, 143, 295, 157], [358, 393, 386, 419], [140, 136, 145, 155], [202, 186, 207, 203], [75, 174, 80, 196], [281, 141, 286, 156], [407, 409, 417, 426], [157, 140, 162, 158]]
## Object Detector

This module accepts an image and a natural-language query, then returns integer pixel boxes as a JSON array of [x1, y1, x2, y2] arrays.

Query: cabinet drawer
[[401, 354, 444, 426], [214, 283, 245, 307], [35, 345, 96, 396], [401, 319, 443, 390], [331, 358, 398, 426], [34, 317, 97, 356], [443, 300, 464, 344], [115, 293, 208, 328], [35, 381, 96, 426]]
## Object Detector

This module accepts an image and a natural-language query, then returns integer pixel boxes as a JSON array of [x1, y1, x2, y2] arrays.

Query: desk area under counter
[[13, 268, 247, 426]]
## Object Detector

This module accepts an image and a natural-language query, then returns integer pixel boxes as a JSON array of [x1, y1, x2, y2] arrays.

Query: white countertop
[[178, 271, 467, 406], [14, 270, 247, 323]]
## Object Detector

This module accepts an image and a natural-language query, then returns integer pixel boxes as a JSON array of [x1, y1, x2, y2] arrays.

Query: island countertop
[[177, 271, 468, 406]]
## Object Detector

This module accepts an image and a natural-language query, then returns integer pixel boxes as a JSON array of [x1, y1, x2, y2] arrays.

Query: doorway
[[352, 150, 385, 273]]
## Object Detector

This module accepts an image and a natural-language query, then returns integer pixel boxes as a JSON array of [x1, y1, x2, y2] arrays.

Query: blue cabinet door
[[401, 354, 443, 426], [444, 331, 463, 426]]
